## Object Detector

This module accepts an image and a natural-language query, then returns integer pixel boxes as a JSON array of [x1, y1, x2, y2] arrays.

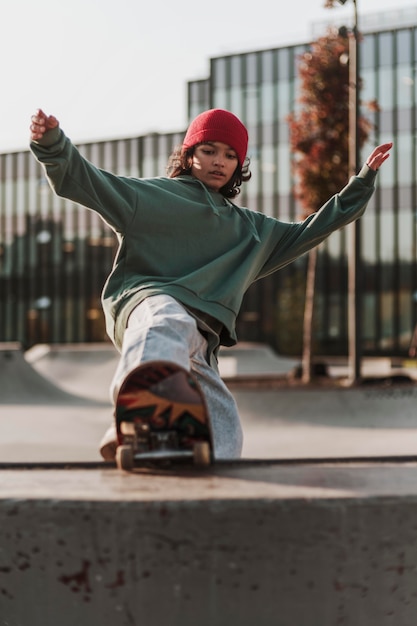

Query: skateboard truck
[[116, 420, 212, 471]]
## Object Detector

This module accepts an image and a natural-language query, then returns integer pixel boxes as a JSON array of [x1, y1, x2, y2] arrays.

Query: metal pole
[[347, 0, 361, 385]]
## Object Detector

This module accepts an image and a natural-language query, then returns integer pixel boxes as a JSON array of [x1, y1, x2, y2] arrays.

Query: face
[[190, 141, 239, 192]]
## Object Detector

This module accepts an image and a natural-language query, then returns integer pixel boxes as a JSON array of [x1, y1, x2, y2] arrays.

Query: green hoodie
[[31, 128, 377, 351]]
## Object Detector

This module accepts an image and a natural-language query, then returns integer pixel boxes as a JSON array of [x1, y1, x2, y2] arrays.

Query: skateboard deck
[[115, 361, 213, 471]]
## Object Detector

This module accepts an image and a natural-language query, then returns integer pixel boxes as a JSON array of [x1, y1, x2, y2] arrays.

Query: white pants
[[110, 295, 243, 459]]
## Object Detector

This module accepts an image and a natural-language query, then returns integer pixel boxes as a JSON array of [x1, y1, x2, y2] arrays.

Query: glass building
[[1, 10, 417, 358]]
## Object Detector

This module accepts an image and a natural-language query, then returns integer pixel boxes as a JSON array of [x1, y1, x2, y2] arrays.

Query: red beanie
[[182, 109, 248, 166]]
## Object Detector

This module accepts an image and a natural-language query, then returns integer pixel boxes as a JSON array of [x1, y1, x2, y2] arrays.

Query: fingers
[[30, 108, 59, 141], [30, 108, 47, 140], [366, 142, 393, 171]]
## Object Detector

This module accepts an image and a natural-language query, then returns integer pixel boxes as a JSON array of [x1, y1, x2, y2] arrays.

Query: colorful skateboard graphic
[[115, 361, 213, 470]]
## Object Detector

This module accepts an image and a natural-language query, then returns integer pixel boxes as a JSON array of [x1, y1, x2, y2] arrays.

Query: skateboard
[[115, 361, 213, 471]]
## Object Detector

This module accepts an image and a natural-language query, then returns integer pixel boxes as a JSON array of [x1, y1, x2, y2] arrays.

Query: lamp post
[[337, 0, 361, 384]]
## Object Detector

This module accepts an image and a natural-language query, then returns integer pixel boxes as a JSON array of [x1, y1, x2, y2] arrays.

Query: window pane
[[378, 67, 394, 110], [397, 64, 414, 108], [246, 53, 258, 86], [396, 29, 412, 64], [378, 32, 393, 67]]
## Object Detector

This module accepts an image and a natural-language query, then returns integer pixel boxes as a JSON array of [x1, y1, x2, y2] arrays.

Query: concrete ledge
[[2, 462, 417, 625]]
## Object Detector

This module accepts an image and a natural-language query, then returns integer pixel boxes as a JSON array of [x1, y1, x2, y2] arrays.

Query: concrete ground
[[1, 341, 417, 463]]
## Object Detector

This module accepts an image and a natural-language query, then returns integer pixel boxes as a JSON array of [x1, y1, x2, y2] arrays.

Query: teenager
[[30, 107, 392, 460]]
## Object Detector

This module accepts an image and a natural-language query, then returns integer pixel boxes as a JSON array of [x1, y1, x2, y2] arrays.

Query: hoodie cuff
[[356, 163, 377, 186], [31, 126, 62, 148]]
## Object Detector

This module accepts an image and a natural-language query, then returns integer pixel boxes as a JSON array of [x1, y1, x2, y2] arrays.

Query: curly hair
[[166, 144, 251, 199]]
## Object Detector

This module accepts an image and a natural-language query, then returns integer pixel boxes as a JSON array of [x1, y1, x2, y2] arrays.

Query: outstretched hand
[[366, 142, 393, 171], [30, 108, 59, 141]]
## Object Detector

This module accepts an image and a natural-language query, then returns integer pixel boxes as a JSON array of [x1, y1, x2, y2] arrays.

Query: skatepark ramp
[[0, 343, 109, 406], [25, 342, 119, 403], [24, 341, 300, 398]]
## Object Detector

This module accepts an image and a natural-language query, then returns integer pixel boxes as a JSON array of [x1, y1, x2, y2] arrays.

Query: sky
[[2, 0, 417, 153]]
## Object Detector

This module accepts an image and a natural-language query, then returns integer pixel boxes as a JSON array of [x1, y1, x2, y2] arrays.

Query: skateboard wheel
[[193, 441, 211, 467], [120, 421, 135, 436], [116, 445, 134, 471]]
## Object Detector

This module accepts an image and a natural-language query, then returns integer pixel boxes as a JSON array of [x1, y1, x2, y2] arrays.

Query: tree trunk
[[301, 247, 318, 384]]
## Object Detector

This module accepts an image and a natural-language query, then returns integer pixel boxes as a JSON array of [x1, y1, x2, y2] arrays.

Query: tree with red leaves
[[288, 27, 376, 382]]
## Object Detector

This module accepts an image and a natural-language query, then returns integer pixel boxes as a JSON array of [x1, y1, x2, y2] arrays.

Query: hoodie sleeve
[[30, 128, 138, 232], [256, 164, 377, 279]]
